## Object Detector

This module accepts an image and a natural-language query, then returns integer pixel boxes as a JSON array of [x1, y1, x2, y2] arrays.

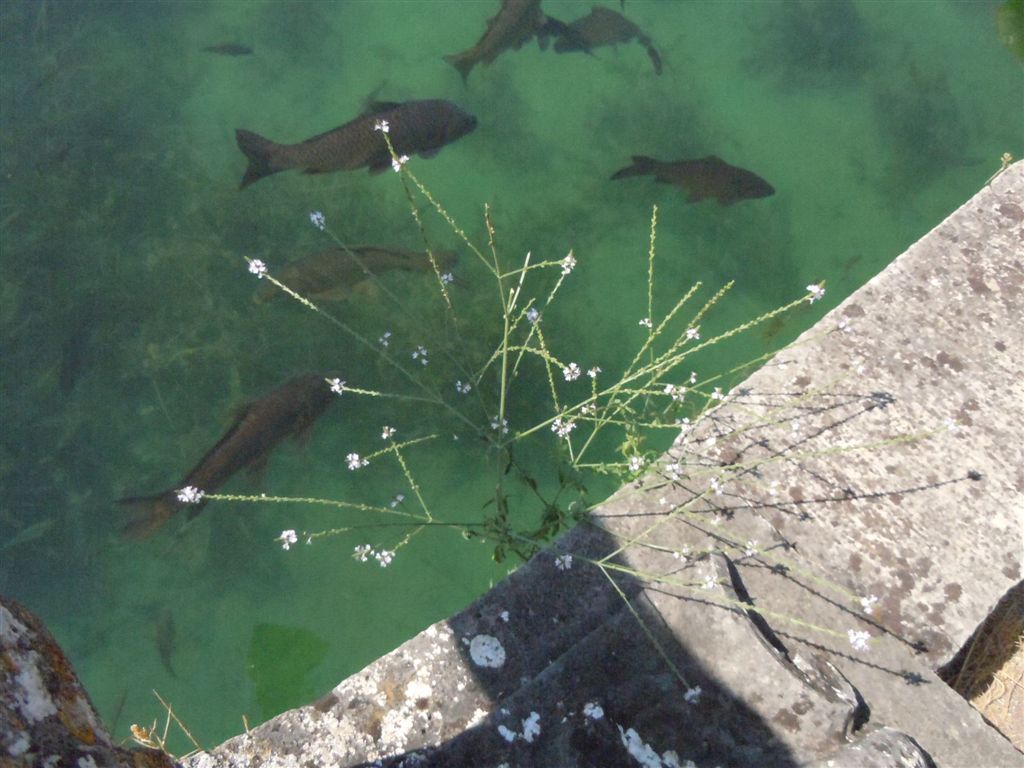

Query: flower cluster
[[441, 272, 454, 285], [309, 210, 326, 231], [490, 416, 509, 434], [686, 327, 700, 341], [176, 486, 205, 504], [563, 362, 581, 381], [346, 453, 369, 470], [392, 154, 409, 173], [684, 686, 702, 705], [247, 258, 267, 278], [412, 345, 428, 365], [353, 544, 396, 567], [663, 383, 686, 402], [277, 529, 298, 550], [806, 283, 826, 304], [627, 455, 646, 473], [526, 307, 540, 325], [380, 426, 396, 440], [848, 629, 871, 652], [455, 380, 472, 394], [554, 553, 573, 571], [328, 378, 346, 395], [560, 252, 577, 275], [551, 417, 576, 439], [638, 317, 653, 329], [373, 119, 390, 133], [379, 330, 392, 347]]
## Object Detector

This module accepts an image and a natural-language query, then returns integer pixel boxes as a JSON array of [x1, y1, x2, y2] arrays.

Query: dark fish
[[611, 155, 775, 206], [202, 43, 253, 56], [553, 6, 662, 75], [155, 609, 177, 678], [119, 374, 335, 538], [257, 246, 459, 303], [444, 0, 559, 81], [236, 99, 477, 189]]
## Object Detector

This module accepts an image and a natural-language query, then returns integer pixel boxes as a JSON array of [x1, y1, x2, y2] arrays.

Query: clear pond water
[[0, 0, 1020, 753]]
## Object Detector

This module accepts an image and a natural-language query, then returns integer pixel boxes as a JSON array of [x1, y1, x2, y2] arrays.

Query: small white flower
[[769, 479, 780, 497], [664, 461, 683, 481], [806, 282, 825, 304], [628, 455, 646, 473], [688, 371, 698, 384], [701, 573, 716, 590], [309, 211, 326, 231], [176, 486, 205, 504], [346, 453, 369, 470], [709, 476, 723, 495], [683, 686, 702, 705], [943, 417, 961, 434], [392, 154, 409, 172], [587, 366, 601, 379], [440, 271, 454, 285], [581, 402, 596, 416], [354, 544, 372, 562], [848, 629, 871, 652], [277, 529, 298, 550], [663, 383, 686, 402], [412, 345, 429, 365], [500, 610, 510, 622], [686, 327, 700, 341], [560, 251, 577, 275], [375, 549, 395, 567], [554, 553, 573, 571], [710, 387, 725, 401], [526, 306, 540, 325], [673, 544, 691, 561], [381, 426, 396, 440], [328, 378, 346, 395], [373, 119, 390, 134], [582, 702, 604, 720], [491, 417, 509, 434], [744, 540, 758, 557], [247, 258, 268, 278], [562, 362, 582, 381], [638, 317, 653, 329], [860, 595, 879, 615], [389, 493, 405, 508], [379, 330, 392, 347], [455, 380, 472, 394], [551, 417, 576, 439]]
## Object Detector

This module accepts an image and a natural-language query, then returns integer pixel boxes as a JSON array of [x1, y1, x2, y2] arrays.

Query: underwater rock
[[0, 595, 180, 767]]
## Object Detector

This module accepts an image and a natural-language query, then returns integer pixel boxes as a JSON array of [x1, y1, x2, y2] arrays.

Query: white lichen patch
[[468, 634, 506, 668], [583, 701, 604, 720], [617, 725, 682, 768], [0, 606, 30, 646], [497, 724, 517, 743], [13, 651, 57, 723], [521, 711, 541, 743], [405, 680, 432, 700]]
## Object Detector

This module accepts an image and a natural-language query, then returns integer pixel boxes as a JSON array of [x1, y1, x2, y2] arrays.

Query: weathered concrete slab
[[186, 164, 1024, 767]]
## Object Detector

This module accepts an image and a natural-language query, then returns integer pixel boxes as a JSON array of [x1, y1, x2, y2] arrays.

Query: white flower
[[581, 402, 596, 416], [346, 453, 369, 470], [560, 252, 577, 275], [683, 686, 702, 705], [277, 529, 298, 550], [673, 544, 691, 561], [563, 362, 582, 381], [373, 119, 390, 133], [353, 544, 372, 562], [686, 327, 700, 340], [663, 383, 686, 402], [379, 330, 391, 347], [555, 553, 573, 571], [806, 282, 825, 304], [392, 154, 409, 172], [587, 366, 601, 379], [375, 549, 395, 567], [455, 380, 472, 394], [526, 307, 540, 325], [381, 426, 396, 440], [582, 702, 604, 720], [491, 417, 509, 434], [521, 712, 541, 743], [247, 258, 267, 278], [412, 345, 428, 365], [744, 540, 758, 557], [441, 271, 454, 285], [709, 476, 723, 495], [551, 417, 576, 439], [309, 211, 326, 231], [943, 417, 961, 434], [628, 455, 646, 473], [688, 371, 698, 384], [848, 629, 871, 652], [860, 595, 879, 615], [328, 378, 346, 395], [711, 387, 725, 401], [638, 317, 653, 329], [664, 461, 683, 481], [702, 573, 716, 590], [389, 493, 405, 508], [176, 486, 205, 504]]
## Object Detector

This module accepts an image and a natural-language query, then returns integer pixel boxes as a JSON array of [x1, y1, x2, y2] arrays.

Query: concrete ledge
[[187, 163, 1023, 767]]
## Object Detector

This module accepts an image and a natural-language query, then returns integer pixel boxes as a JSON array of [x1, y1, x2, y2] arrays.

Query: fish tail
[[443, 53, 473, 83], [611, 155, 657, 180], [645, 44, 663, 75], [117, 491, 180, 539], [236, 129, 286, 189]]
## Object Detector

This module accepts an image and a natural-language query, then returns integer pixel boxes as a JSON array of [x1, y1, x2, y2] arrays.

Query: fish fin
[[362, 100, 402, 116], [645, 44, 662, 75], [118, 492, 181, 539], [443, 53, 474, 83], [236, 129, 286, 189], [610, 155, 658, 180]]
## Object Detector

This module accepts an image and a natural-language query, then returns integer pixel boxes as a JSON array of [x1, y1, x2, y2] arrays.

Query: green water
[[0, 0, 1020, 753]]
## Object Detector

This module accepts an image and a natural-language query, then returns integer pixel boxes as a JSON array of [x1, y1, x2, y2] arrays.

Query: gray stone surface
[[187, 164, 1024, 767]]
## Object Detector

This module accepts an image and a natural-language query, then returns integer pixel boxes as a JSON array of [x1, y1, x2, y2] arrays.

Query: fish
[[202, 43, 253, 56], [553, 6, 662, 75], [256, 246, 459, 303], [236, 99, 477, 189], [611, 155, 775, 206], [444, 0, 564, 81], [155, 609, 177, 678], [118, 373, 335, 538]]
